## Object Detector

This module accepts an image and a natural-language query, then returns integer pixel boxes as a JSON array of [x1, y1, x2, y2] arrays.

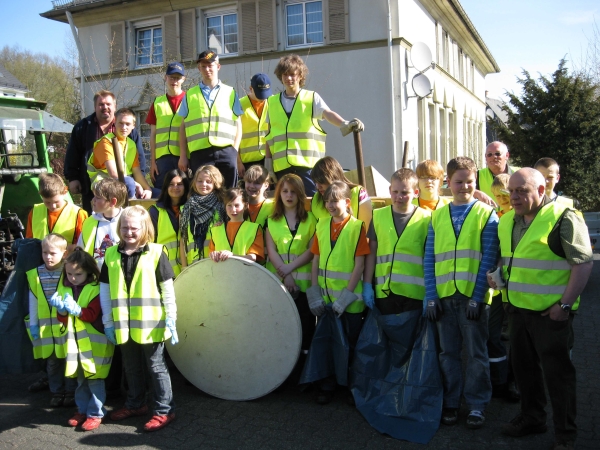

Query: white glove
[[340, 118, 364, 137], [264, 157, 277, 183], [332, 288, 358, 317], [306, 285, 325, 317]]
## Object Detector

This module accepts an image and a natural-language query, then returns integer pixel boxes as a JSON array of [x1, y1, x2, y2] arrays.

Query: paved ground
[[1, 255, 598, 450]]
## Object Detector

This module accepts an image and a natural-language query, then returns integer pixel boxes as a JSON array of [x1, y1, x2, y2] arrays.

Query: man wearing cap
[[146, 62, 187, 191], [238, 73, 272, 171], [178, 51, 243, 188]]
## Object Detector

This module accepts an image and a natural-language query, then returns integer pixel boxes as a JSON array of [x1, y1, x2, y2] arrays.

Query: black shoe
[[28, 376, 49, 393], [506, 382, 521, 403], [63, 393, 76, 407], [502, 414, 547, 437], [466, 410, 485, 429], [441, 408, 458, 426], [492, 383, 508, 399], [316, 390, 333, 405]]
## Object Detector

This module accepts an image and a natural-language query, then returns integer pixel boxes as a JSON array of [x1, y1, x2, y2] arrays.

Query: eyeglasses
[[419, 176, 439, 182], [486, 152, 503, 158]]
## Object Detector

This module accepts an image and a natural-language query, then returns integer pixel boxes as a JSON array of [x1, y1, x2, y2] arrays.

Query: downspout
[[66, 10, 86, 119], [387, 0, 398, 168]]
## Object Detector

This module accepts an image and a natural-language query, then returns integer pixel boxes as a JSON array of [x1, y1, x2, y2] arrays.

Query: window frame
[[135, 22, 163, 68], [285, 0, 324, 49], [205, 9, 239, 56]]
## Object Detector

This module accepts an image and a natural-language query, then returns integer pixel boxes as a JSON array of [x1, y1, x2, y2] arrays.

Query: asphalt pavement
[[1, 255, 598, 449]]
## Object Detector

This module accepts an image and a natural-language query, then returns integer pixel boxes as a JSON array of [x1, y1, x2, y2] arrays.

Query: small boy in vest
[[26, 233, 77, 407], [424, 156, 499, 429], [533, 157, 579, 209], [146, 62, 186, 192], [178, 50, 244, 188], [238, 73, 272, 171], [88, 108, 154, 200], [78, 178, 128, 269], [363, 168, 431, 315], [263, 54, 364, 195], [26, 173, 88, 246]]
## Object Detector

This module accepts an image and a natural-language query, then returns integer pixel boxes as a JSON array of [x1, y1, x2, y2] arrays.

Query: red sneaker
[[81, 417, 102, 431], [67, 413, 86, 427], [144, 413, 175, 432], [109, 404, 148, 421]]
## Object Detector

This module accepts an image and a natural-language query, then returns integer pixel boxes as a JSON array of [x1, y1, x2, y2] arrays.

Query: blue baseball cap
[[251, 73, 272, 100], [166, 62, 185, 76]]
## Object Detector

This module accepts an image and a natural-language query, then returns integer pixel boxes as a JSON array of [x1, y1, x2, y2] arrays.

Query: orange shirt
[[310, 215, 370, 256], [250, 97, 266, 119], [248, 201, 264, 223], [417, 198, 439, 211], [209, 221, 265, 261], [92, 136, 140, 171], [26, 203, 88, 244]]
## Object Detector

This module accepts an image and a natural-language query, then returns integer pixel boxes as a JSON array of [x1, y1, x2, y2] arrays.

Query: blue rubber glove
[[104, 327, 117, 345], [362, 282, 375, 309], [48, 292, 66, 315], [63, 294, 82, 317], [426, 298, 443, 321], [166, 318, 179, 345], [30, 324, 40, 341], [466, 299, 482, 320]]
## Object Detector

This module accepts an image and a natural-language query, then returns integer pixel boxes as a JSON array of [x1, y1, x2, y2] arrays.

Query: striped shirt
[[38, 264, 63, 300]]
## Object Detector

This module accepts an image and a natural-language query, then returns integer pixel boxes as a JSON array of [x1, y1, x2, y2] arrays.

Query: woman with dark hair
[[149, 169, 190, 276]]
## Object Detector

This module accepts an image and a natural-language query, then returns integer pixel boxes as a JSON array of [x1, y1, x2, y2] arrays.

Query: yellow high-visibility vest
[[87, 133, 137, 185], [239, 95, 268, 163], [311, 186, 361, 220], [154, 94, 183, 158], [211, 221, 261, 256], [31, 202, 80, 243], [152, 205, 181, 277]]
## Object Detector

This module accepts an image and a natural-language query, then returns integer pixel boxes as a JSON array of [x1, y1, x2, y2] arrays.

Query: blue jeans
[[75, 368, 106, 418], [436, 295, 491, 411], [47, 352, 77, 394], [120, 340, 174, 416]]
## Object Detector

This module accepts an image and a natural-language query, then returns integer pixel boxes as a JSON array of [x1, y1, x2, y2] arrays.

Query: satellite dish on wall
[[412, 73, 432, 98], [410, 42, 434, 72]]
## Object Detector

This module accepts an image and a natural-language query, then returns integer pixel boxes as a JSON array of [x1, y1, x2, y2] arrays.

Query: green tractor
[[0, 96, 73, 289]]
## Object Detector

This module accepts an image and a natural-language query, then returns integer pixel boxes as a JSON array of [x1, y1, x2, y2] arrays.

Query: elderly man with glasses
[[475, 141, 519, 207]]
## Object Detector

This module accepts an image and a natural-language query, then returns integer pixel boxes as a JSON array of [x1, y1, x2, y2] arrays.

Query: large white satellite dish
[[410, 42, 433, 72], [412, 73, 432, 98]]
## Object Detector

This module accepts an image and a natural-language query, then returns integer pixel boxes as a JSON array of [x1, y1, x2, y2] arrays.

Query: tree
[[491, 59, 600, 211]]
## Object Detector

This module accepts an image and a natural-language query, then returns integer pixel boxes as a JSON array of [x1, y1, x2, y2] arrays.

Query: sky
[[0, 0, 598, 101]]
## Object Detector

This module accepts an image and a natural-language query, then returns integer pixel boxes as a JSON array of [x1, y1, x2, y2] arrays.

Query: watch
[[559, 302, 572, 312]]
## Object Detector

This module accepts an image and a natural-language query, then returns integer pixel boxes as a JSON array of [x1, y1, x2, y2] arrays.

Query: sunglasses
[[486, 152, 503, 158]]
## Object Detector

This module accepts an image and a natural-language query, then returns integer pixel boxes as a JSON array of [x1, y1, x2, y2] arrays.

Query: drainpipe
[[387, 0, 398, 168], [66, 10, 86, 119]]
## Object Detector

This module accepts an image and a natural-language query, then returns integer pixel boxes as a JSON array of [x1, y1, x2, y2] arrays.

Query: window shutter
[[163, 12, 180, 61], [110, 22, 126, 70], [257, 0, 276, 52], [326, 0, 348, 44], [180, 8, 197, 62], [239, 0, 258, 54]]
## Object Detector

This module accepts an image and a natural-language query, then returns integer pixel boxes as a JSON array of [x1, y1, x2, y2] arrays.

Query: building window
[[286, 1, 323, 47], [136, 26, 163, 66], [206, 13, 238, 55]]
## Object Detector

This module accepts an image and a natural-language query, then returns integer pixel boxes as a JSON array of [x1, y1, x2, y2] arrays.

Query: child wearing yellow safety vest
[[306, 181, 369, 404], [238, 73, 272, 170], [414, 160, 451, 211], [424, 157, 499, 430], [180, 165, 227, 267], [245, 165, 275, 229], [209, 188, 264, 263], [50, 248, 113, 431], [100, 206, 178, 432], [265, 174, 317, 356], [26, 233, 77, 407], [149, 169, 190, 277]]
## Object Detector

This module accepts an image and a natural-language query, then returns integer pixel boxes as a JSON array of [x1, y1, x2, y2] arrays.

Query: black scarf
[[180, 191, 226, 259]]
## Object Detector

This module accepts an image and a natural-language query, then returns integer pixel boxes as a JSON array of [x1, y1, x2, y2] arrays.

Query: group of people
[[27, 46, 592, 450]]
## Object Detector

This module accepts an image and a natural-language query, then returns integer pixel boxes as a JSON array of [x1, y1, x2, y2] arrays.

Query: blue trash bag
[[350, 306, 442, 444], [0, 239, 44, 375], [299, 304, 350, 386]]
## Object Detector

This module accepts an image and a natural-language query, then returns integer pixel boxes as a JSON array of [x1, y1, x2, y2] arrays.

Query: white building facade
[[42, 0, 498, 177]]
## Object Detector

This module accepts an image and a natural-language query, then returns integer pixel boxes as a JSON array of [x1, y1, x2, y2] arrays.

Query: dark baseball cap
[[166, 62, 185, 76], [250, 73, 272, 100], [197, 50, 218, 64]]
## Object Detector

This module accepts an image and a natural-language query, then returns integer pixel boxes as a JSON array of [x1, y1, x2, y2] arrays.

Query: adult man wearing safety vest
[[146, 62, 187, 192], [476, 141, 518, 207], [239, 73, 272, 171], [178, 50, 243, 189], [263, 54, 364, 196], [494, 168, 593, 450]]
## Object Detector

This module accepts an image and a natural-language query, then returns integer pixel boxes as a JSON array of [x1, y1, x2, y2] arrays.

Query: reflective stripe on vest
[[311, 186, 361, 220], [266, 212, 317, 292], [154, 94, 183, 158], [211, 221, 260, 256], [239, 95, 268, 163], [25, 269, 67, 359], [153, 205, 181, 277], [184, 84, 237, 152], [373, 206, 431, 300], [432, 201, 494, 299], [59, 283, 114, 379], [31, 202, 79, 243], [499, 203, 578, 311], [80, 217, 99, 256], [87, 133, 137, 185], [316, 216, 364, 313], [266, 90, 326, 172], [105, 244, 170, 344]]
